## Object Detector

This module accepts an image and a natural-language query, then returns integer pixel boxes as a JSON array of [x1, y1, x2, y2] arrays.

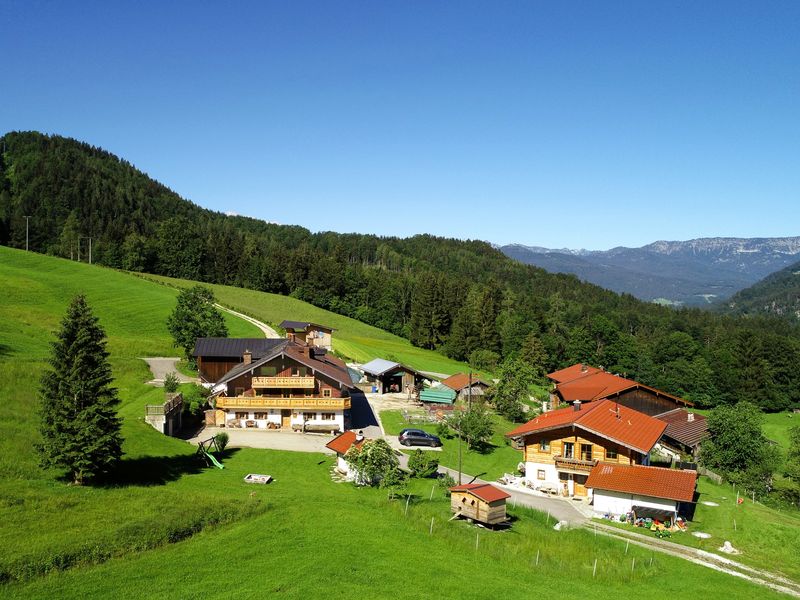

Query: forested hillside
[[722, 259, 800, 322], [2, 131, 799, 411]]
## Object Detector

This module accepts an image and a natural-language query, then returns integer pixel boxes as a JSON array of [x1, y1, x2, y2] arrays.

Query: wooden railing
[[251, 376, 316, 389], [216, 396, 350, 410], [145, 393, 183, 416], [554, 456, 597, 472]]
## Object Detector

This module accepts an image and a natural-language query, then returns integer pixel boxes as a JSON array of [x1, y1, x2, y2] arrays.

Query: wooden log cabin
[[193, 338, 288, 382], [506, 399, 667, 498], [197, 337, 355, 433], [449, 483, 511, 525]]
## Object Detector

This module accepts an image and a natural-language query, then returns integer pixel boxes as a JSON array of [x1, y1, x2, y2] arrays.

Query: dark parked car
[[398, 428, 442, 447]]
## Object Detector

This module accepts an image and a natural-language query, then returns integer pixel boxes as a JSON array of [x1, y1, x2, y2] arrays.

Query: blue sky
[[1, 1, 798, 249]]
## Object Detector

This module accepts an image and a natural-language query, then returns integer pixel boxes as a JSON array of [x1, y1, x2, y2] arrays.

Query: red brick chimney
[[243, 350, 252, 365]]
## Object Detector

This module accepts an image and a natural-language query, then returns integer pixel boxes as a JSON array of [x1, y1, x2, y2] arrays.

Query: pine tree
[[37, 295, 123, 484]]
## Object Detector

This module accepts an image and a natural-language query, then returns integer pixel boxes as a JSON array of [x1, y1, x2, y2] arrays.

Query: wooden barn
[[449, 483, 511, 525]]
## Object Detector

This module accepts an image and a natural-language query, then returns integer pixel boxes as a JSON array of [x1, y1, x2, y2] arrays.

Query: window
[[537, 469, 546, 480], [581, 444, 593, 461], [254, 412, 268, 419], [539, 440, 550, 452], [563, 442, 574, 459], [235, 412, 248, 420], [260, 366, 277, 376], [321, 413, 335, 421], [291, 366, 307, 377], [605, 448, 618, 460], [305, 412, 317, 421], [322, 389, 332, 398]]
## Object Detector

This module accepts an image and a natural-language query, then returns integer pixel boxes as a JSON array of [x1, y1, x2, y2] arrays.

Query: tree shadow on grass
[[0, 343, 12, 358], [94, 448, 241, 487]]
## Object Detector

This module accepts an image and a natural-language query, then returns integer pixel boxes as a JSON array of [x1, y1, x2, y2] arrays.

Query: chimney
[[580, 363, 588, 373], [687, 412, 695, 423], [243, 350, 252, 365], [573, 400, 581, 412], [355, 430, 365, 442]]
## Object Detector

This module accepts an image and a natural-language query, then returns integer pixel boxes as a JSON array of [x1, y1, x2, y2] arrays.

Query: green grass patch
[[381, 409, 522, 481]]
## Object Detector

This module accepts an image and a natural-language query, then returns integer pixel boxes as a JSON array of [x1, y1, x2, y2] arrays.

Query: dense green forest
[[2, 131, 799, 411], [721, 259, 800, 323]]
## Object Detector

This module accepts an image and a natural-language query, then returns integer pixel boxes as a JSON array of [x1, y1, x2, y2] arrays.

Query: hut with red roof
[[449, 483, 511, 525]]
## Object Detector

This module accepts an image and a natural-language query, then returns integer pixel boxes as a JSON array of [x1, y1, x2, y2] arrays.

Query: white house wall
[[592, 489, 677, 517], [525, 461, 559, 490]]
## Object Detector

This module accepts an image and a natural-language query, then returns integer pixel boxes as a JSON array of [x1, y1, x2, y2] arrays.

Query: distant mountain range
[[500, 237, 800, 306], [722, 258, 800, 321]]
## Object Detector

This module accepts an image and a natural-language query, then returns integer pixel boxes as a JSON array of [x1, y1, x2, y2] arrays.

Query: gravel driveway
[[143, 357, 198, 386]]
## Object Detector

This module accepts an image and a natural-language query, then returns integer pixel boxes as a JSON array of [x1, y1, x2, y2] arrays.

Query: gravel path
[[214, 304, 280, 338], [143, 357, 198, 386]]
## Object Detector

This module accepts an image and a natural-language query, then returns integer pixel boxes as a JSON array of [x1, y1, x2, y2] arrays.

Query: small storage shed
[[449, 483, 511, 525], [360, 358, 424, 394], [441, 373, 491, 400], [419, 387, 456, 405], [325, 430, 367, 481]]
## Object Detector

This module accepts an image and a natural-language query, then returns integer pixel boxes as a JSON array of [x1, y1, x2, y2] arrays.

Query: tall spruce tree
[[37, 295, 123, 484]]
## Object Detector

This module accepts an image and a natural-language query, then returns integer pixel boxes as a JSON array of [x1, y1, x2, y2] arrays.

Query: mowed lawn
[[381, 409, 524, 481], [140, 273, 474, 376], [0, 247, 792, 599], [762, 411, 799, 451], [598, 477, 800, 582], [4, 449, 787, 600]]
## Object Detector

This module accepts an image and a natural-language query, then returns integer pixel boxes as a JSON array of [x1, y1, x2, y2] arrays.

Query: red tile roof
[[548, 364, 691, 407], [441, 373, 490, 392], [506, 399, 667, 454], [449, 483, 511, 503], [556, 371, 639, 402], [586, 463, 697, 502], [548, 364, 602, 383], [655, 409, 709, 448], [325, 431, 366, 455]]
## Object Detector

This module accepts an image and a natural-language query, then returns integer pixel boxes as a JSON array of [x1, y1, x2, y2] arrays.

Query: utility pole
[[23, 216, 31, 251]]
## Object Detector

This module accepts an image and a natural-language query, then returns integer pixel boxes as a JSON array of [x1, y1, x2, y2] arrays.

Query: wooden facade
[[606, 388, 686, 417], [197, 355, 241, 382], [450, 489, 509, 525], [522, 427, 644, 497]]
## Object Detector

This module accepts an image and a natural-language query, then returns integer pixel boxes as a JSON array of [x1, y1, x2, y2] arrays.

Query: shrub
[[214, 432, 229, 452], [436, 419, 451, 439], [469, 349, 499, 372], [438, 472, 456, 489], [163, 372, 180, 393], [407, 449, 439, 478]]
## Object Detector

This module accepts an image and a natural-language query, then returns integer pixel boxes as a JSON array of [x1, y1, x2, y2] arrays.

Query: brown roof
[[441, 373, 491, 392], [449, 483, 511, 503], [655, 409, 708, 448], [548, 364, 602, 383], [586, 463, 697, 503], [506, 399, 667, 454], [325, 430, 366, 455]]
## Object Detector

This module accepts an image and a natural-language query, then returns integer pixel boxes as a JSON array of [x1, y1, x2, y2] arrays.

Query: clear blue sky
[[1, 1, 798, 249]]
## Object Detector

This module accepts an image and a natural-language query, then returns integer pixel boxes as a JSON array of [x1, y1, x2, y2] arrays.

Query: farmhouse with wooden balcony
[[506, 399, 667, 498], [194, 334, 355, 433]]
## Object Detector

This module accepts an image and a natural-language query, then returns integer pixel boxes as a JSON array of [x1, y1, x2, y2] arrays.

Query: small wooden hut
[[449, 483, 511, 525]]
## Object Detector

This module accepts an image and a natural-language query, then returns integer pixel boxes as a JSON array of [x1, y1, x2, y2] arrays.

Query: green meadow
[[0, 246, 791, 598]]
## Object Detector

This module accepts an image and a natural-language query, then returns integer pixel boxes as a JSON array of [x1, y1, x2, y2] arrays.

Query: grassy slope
[[0, 247, 790, 598], [762, 412, 798, 450], [599, 477, 800, 582], [139, 273, 473, 375], [5, 454, 783, 600], [0, 246, 262, 579], [381, 409, 522, 481]]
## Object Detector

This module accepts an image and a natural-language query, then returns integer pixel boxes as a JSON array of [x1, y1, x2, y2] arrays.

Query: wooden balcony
[[251, 376, 315, 389], [554, 456, 597, 473], [216, 396, 350, 410]]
